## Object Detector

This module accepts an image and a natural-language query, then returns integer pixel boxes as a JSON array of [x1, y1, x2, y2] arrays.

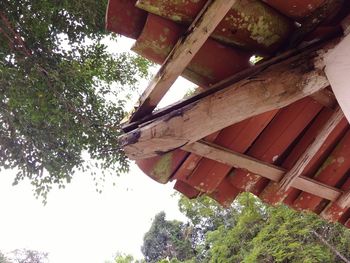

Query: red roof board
[[106, 0, 350, 227]]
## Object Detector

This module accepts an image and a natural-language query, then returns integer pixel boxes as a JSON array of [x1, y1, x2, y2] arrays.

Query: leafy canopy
[[142, 212, 195, 263], [179, 193, 350, 263], [113, 193, 350, 263], [0, 0, 150, 198], [0, 249, 48, 263]]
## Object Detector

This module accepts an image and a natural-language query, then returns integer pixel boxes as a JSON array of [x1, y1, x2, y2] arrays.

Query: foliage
[[108, 253, 145, 263], [0, 0, 150, 198], [178, 194, 240, 261], [113, 192, 350, 263], [0, 252, 10, 263], [205, 194, 266, 262], [141, 212, 195, 263], [243, 207, 331, 263], [7, 249, 48, 263], [179, 193, 350, 263]]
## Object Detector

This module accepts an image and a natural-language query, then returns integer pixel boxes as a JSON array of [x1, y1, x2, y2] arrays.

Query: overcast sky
[[0, 37, 196, 262], [0, 164, 187, 262]]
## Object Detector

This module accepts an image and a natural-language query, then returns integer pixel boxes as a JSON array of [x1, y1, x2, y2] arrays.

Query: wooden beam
[[123, 33, 340, 133], [183, 140, 342, 202], [120, 45, 331, 159], [310, 89, 337, 109], [337, 190, 350, 209], [129, 0, 237, 122], [278, 107, 345, 191]]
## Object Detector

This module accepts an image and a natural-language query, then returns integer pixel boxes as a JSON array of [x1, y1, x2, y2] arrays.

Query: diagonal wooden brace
[[129, 0, 238, 122], [278, 107, 344, 192]]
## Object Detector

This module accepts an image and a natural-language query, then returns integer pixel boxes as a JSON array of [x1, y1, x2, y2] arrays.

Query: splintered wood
[[121, 46, 331, 159]]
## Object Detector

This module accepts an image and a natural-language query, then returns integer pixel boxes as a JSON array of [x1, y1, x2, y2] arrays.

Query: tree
[[8, 249, 48, 263], [0, 0, 150, 198], [112, 193, 350, 262], [109, 253, 142, 263], [0, 252, 11, 263], [179, 193, 350, 263], [179, 194, 238, 240], [204, 193, 266, 262], [141, 212, 195, 263]]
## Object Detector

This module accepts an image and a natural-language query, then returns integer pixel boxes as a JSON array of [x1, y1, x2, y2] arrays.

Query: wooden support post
[[120, 45, 331, 159], [278, 107, 344, 191], [182, 140, 342, 202], [129, 0, 237, 122]]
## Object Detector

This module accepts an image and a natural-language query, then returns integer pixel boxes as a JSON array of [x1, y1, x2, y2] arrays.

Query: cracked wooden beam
[[120, 42, 333, 160]]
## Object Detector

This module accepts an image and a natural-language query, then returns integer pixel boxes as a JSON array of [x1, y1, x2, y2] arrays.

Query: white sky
[[0, 37, 196, 262]]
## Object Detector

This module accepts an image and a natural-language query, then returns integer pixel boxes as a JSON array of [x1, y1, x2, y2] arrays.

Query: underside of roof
[[106, 0, 350, 228]]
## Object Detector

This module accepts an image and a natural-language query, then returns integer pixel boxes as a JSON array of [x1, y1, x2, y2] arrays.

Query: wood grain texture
[[121, 47, 331, 159], [183, 140, 342, 202]]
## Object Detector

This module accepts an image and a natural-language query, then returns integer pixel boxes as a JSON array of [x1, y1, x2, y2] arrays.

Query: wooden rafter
[[128, 0, 237, 122], [183, 140, 343, 202], [278, 107, 345, 191], [337, 190, 350, 209], [120, 43, 333, 159], [123, 34, 340, 133], [310, 89, 337, 109]]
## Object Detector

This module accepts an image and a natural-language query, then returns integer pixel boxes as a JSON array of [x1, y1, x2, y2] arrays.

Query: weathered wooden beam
[[310, 89, 337, 109], [336, 190, 350, 209], [122, 34, 340, 133], [120, 44, 332, 159], [129, 0, 237, 122], [278, 107, 344, 191], [182, 140, 342, 202]]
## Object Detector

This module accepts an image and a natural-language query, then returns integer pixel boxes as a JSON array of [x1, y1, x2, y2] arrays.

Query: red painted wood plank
[[293, 130, 350, 212], [174, 180, 200, 199], [136, 150, 189, 183], [185, 110, 277, 193], [321, 176, 350, 222], [173, 132, 220, 181], [209, 177, 241, 207], [228, 98, 322, 195], [260, 108, 349, 205], [339, 209, 350, 226]]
